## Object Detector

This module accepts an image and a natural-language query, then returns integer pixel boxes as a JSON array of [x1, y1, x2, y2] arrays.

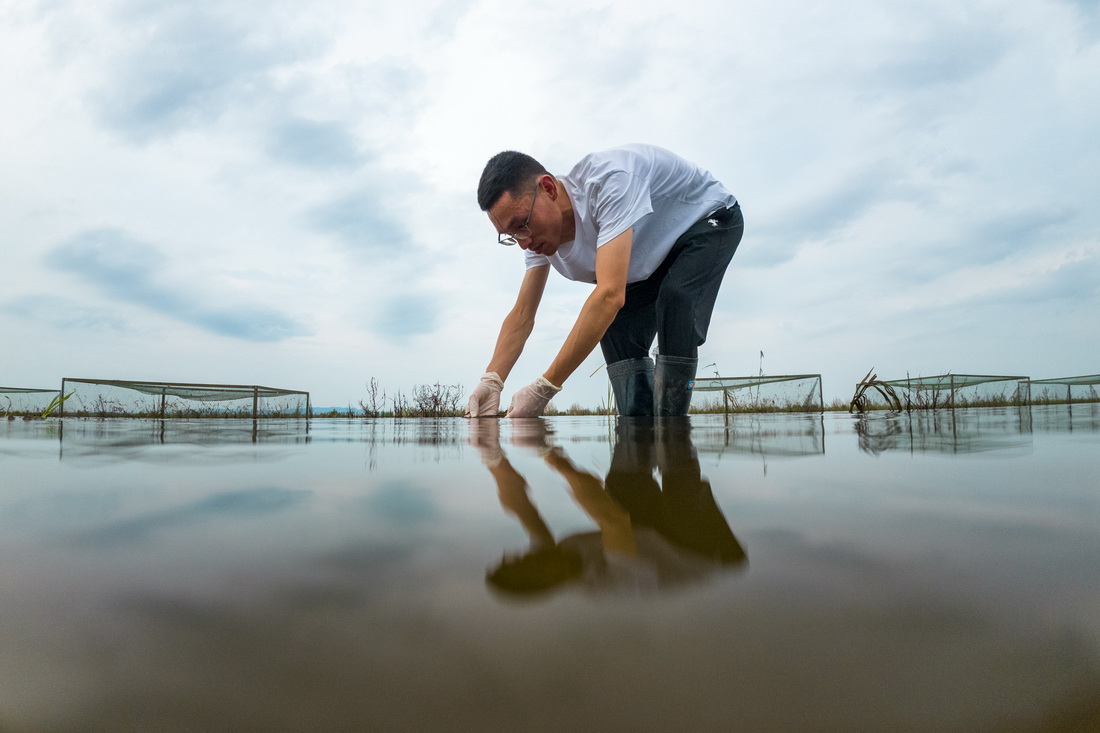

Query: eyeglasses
[[497, 183, 540, 246]]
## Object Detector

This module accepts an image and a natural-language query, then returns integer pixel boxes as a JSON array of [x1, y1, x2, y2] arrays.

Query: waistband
[[705, 202, 740, 220]]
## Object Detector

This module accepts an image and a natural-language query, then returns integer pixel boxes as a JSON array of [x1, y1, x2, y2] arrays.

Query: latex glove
[[506, 376, 561, 418], [465, 372, 504, 417]]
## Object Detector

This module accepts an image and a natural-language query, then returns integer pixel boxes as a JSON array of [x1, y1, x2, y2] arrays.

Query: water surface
[[1, 406, 1098, 732]]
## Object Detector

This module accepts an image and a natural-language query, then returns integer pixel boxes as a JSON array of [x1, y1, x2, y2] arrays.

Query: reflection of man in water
[[469, 418, 746, 599]]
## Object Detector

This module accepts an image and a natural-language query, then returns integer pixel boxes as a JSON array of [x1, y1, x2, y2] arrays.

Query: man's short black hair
[[477, 151, 549, 211]]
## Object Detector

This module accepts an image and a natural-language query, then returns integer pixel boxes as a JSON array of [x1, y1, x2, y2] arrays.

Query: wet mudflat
[[1, 406, 1098, 732]]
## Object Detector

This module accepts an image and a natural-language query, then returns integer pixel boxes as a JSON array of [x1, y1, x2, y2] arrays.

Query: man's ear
[[539, 174, 556, 198]]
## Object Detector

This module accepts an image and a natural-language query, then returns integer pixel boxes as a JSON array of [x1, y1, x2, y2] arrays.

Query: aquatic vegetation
[[355, 379, 466, 418], [359, 377, 387, 417], [850, 369, 903, 412], [850, 371, 1046, 412], [40, 391, 73, 418]]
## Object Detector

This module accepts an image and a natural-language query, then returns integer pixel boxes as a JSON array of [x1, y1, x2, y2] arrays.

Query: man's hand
[[465, 372, 505, 417], [506, 376, 561, 418]]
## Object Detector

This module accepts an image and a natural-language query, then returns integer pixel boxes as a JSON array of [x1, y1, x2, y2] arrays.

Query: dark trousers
[[599, 204, 744, 364]]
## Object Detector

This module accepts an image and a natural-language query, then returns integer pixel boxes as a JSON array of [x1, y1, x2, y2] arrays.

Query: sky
[[2, 0, 1098, 411]]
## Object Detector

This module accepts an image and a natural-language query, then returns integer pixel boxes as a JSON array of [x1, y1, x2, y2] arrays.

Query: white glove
[[505, 376, 561, 418], [465, 372, 504, 417]]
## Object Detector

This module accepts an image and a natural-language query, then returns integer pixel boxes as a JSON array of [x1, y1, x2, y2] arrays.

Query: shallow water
[[1, 406, 1098, 732]]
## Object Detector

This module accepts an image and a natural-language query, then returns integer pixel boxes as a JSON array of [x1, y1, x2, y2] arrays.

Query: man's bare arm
[[486, 264, 550, 381]]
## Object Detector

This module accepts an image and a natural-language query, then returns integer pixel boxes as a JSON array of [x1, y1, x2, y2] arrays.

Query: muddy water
[[1, 406, 1098, 732]]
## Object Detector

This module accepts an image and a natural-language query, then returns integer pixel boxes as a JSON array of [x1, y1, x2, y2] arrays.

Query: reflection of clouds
[[365, 479, 440, 524], [76, 487, 309, 547], [752, 527, 913, 584]]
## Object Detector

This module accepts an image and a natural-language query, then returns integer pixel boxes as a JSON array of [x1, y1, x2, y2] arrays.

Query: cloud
[[0, 295, 129, 332], [188, 306, 307, 342], [47, 228, 171, 301], [86, 1, 307, 142], [742, 164, 916, 268], [373, 294, 439, 338], [90, 6, 286, 139], [973, 244, 1100, 307], [45, 229, 307, 342], [962, 206, 1079, 265], [1059, 0, 1100, 42], [305, 193, 411, 251], [265, 117, 367, 170], [885, 205, 1082, 285], [867, 23, 1008, 91]]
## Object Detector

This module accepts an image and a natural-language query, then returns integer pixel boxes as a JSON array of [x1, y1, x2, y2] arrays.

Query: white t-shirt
[[524, 144, 737, 284]]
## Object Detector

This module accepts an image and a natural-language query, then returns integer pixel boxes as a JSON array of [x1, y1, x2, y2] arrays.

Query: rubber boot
[[606, 357, 655, 417], [654, 354, 698, 417]]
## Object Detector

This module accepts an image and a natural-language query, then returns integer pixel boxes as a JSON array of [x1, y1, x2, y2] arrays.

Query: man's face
[[489, 177, 562, 257]]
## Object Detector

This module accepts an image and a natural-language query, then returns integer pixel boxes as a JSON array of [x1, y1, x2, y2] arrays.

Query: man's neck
[[555, 178, 576, 242]]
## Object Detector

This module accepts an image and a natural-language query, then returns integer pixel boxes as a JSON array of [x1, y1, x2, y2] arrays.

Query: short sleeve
[[524, 250, 550, 269], [591, 170, 653, 247]]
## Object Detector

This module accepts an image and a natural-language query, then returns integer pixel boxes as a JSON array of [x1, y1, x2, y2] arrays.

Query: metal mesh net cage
[[1, 388, 60, 415], [690, 374, 824, 413], [59, 379, 311, 418], [860, 374, 1031, 410], [1029, 375, 1100, 404]]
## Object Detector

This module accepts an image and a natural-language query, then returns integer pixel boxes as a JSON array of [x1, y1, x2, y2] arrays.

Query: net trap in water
[[58, 378, 311, 418], [691, 373, 824, 414], [851, 372, 1031, 411], [1029, 374, 1100, 405]]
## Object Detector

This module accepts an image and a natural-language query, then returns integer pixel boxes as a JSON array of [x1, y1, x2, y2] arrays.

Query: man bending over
[[466, 144, 743, 418]]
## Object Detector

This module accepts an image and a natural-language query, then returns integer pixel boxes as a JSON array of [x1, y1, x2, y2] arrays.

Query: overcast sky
[[3, 0, 1098, 410]]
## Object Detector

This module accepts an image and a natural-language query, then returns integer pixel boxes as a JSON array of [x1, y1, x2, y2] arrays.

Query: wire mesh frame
[[1030, 374, 1100, 386], [59, 378, 312, 419], [879, 374, 1031, 409], [693, 374, 825, 417], [1029, 374, 1100, 404], [1, 387, 61, 414]]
